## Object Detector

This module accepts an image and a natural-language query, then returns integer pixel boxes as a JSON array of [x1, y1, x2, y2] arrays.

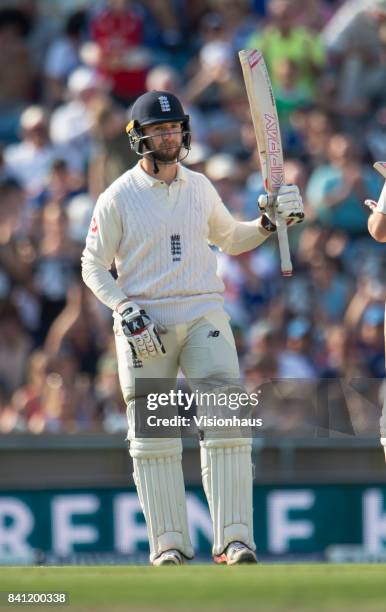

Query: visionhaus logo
[[146, 414, 263, 428]]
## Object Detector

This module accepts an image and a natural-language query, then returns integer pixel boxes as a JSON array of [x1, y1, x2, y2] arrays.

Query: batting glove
[[364, 199, 386, 215], [117, 301, 166, 361], [258, 184, 304, 228]]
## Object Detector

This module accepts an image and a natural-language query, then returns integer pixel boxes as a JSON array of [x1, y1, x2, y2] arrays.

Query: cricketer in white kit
[[365, 176, 386, 463], [81, 90, 304, 566]]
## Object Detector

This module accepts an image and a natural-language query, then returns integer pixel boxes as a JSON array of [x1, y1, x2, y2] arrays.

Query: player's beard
[[152, 143, 183, 163]]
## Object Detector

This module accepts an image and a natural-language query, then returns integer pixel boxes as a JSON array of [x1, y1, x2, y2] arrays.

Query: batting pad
[[200, 437, 255, 555], [129, 438, 194, 561]]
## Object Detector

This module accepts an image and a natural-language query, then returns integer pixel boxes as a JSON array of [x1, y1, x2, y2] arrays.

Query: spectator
[[302, 110, 334, 169], [294, 0, 334, 31], [183, 142, 212, 174], [273, 58, 310, 128], [44, 10, 88, 106], [207, 0, 257, 52], [95, 340, 127, 433], [44, 282, 109, 378], [0, 8, 33, 142], [88, 98, 139, 198], [4, 106, 79, 197], [90, 0, 152, 104], [247, 0, 325, 98], [0, 301, 32, 395], [183, 11, 236, 110], [30, 158, 86, 211], [309, 255, 353, 324], [245, 319, 279, 360], [0, 387, 25, 433], [11, 349, 48, 430], [322, 0, 386, 126], [306, 133, 382, 236], [205, 154, 244, 213], [278, 317, 318, 379], [321, 324, 366, 378], [32, 204, 79, 343], [146, 64, 209, 144], [358, 303, 386, 377], [49, 67, 108, 171], [322, 0, 385, 59], [26, 370, 95, 434], [0, 178, 31, 296]]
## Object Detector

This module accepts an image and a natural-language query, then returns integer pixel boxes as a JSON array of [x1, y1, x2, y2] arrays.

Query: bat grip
[[274, 205, 293, 277]]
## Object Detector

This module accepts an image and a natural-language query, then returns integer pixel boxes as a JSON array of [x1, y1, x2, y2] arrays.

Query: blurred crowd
[[0, 0, 385, 434]]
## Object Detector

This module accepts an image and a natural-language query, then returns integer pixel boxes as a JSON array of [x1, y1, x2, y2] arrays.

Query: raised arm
[[206, 177, 303, 255], [365, 182, 386, 243], [207, 191, 273, 256]]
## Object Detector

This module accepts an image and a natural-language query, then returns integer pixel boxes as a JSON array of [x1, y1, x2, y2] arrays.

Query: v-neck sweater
[[81, 162, 270, 325]]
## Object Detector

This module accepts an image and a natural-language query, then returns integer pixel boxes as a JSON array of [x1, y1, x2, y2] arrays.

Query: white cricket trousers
[[113, 308, 255, 561], [114, 308, 240, 436]]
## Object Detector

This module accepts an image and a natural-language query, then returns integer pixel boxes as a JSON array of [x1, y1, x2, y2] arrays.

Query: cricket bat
[[239, 49, 292, 276], [374, 161, 386, 179]]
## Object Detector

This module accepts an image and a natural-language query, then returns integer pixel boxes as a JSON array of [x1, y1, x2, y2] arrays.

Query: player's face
[[142, 122, 183, 162]]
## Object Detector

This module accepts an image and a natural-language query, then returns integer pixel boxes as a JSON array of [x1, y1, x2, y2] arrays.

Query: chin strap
[[146, 148, 189, 173]]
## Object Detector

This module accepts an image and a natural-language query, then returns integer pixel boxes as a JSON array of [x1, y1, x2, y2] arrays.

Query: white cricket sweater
[[81, 162, 271, 325]]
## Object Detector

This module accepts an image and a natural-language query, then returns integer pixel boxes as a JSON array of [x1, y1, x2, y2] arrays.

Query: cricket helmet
[[126, 90, 191, 154]]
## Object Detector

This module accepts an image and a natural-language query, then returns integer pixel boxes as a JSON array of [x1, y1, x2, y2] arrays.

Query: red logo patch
[[90, 217, 98, 233]]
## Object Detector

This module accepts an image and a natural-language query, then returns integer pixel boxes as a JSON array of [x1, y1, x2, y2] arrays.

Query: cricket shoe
[[214, 541, 257, 566], [152, 549, 186, 566]]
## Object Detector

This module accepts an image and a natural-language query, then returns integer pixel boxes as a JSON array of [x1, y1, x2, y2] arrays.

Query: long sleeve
[[81, 192, 128, 311], [377, 181, 386, 213], [206, 179, 271, 255], [368, 182, 386, 243]]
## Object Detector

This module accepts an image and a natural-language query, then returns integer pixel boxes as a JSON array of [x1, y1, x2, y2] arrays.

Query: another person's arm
[[365, 182, 386, 462], [366, 182, 386, 243]]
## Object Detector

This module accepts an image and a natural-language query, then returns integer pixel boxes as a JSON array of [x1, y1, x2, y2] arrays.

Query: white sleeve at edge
[[376, 182, 386, 214]]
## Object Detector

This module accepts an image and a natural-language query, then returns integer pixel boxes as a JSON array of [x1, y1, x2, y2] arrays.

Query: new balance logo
[[170, 234, 182, 262], [159, 95, 171, 112], [208, 330, 220, 338]]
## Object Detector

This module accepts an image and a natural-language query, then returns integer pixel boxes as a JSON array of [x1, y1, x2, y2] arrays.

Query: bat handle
[[275, 212, 293, 277]]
